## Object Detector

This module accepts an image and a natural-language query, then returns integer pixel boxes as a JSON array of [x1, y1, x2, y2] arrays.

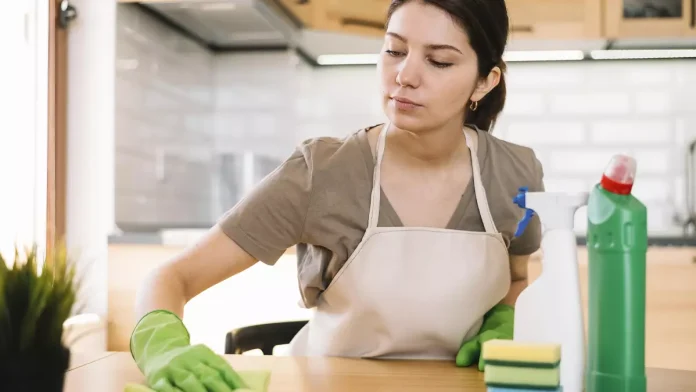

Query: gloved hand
[[130, 309, 267, 391], [455, 303, 514, 371]]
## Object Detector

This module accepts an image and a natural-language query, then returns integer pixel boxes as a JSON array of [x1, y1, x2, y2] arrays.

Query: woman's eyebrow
[[386, 32, 463, 54]]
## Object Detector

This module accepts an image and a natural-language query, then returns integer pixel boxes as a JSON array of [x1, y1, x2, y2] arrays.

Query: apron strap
[[367, 123, 389, 228], [463, 127, 498, 234], [368, 123, 498, 234]]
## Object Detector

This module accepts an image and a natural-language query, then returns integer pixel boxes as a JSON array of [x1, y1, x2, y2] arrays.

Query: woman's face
[[377, 1, 500, 133]]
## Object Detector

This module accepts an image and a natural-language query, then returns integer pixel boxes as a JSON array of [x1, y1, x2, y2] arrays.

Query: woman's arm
[[501, 150, 545, 307], [133, 143, 315, 321], [134, 225, 258, 320], [500, 253, 536, 307]]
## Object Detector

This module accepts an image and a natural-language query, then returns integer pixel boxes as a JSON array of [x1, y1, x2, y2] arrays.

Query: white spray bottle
[[511, 186, 588, 392]]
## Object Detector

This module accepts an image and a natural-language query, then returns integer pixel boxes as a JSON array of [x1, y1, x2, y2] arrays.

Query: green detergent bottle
[[586, 154, 648, 392]]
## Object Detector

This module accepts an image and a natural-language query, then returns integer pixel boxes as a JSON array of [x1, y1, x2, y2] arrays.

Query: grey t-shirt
[[219, 124, 545, 307]]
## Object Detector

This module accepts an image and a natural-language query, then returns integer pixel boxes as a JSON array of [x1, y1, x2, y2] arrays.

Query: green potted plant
[[0, 243, 82, 392]]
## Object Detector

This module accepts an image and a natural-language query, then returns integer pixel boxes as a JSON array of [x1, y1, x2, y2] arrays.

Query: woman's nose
[[395, 56, 421, 88]]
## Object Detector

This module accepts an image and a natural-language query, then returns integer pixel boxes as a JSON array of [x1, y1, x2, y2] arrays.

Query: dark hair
[[386, 0, 509, 132]]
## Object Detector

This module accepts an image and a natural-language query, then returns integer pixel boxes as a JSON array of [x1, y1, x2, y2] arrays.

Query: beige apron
[[287, 123, 511, 359]]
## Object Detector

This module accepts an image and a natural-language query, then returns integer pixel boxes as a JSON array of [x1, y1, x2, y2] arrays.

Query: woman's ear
[[470, 66, 501, 102]]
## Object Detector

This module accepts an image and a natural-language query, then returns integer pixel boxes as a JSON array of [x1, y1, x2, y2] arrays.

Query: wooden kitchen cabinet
[[121, 0, 696, 42], [604, 0, 696, 38], [275, 0, 387, 37], [324, 0, 390, 37], [506, 0, 604, 40], [317, 0, 605, 40], [275, 0, 318, 27], [528, 246, 696, 371]]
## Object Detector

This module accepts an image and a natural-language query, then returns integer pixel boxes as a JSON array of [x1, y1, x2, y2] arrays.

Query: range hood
[[137, 0, 387, 62], [133, 0, 696, 64], [139, 0, 299, 49]]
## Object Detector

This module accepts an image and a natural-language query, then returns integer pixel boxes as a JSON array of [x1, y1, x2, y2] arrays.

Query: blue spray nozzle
[[513, 186, 529, 209], [513, 186, 535, 238]]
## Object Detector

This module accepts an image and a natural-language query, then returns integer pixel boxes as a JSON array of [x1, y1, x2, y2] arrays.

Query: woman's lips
[[391, 97, 422, 111]]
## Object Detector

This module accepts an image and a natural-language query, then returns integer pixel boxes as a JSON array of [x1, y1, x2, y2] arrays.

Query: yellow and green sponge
[[482, 339, 562, 392]]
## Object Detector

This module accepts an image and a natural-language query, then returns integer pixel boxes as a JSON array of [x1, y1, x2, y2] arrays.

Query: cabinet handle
[[691, 0, 695, 28], [510, 25, 534, 33]]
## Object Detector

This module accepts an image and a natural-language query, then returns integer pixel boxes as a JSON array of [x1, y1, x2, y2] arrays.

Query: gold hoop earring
[[469, 100, 478, 111]]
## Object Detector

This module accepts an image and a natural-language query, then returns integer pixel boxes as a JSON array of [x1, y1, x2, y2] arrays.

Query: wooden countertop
[[65, 352, 696, 392], [68, 351, 117, 371]]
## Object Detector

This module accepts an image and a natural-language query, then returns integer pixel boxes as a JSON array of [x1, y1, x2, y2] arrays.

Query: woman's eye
[[384, 50, 452, 68], [430, 59, 453, 68]]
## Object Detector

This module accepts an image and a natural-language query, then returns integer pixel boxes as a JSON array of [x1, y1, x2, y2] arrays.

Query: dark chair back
[[224, 320, 308, 355]]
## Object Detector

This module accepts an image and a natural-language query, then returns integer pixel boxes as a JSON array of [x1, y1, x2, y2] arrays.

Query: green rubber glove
[[455, 303, 514, 371], [130, 309, 253, 391]]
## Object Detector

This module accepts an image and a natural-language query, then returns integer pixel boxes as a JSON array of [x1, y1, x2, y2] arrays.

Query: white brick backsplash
[[548, 92, 631, 115], [674, 88, 696, 114], [646, 204, 672, 231], [675, 117, 696, 145], [295, 97, 332, 119], [631, 178, 670, 202], [632, 149, 670, 174], [676, 61, 696, 83], [504, 122, 585, 144], [590, 120, 671, 144], [549, 149, 632, 174], [502, 93, 546, 115], [634, 91, 671, 115], [506, 64, 585, 88], [624, 67, 672, 85], [542, 178, 588, 193]]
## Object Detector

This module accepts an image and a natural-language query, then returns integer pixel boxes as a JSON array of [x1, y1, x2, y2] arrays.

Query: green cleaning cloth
[[125, 371, 271, 392], [456, 303, 514, 371], [130, 309, 270, 391]]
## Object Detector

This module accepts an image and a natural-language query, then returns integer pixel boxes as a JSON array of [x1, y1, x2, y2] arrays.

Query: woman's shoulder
[[291, 124, 378, 176], [477, 128, 544, 191]]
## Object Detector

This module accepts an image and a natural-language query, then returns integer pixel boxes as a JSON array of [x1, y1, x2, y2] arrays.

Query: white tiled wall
[[117, 4, 696, 236], [213, 51, 385, 158], [496, 61, 696, 234], [115, 5, 216, 229]]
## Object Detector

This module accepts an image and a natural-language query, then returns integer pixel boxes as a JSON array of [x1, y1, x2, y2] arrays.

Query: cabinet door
[[605, 0, 696, 38], [325, 0, 390, 37], [506, 0, 603, 40]]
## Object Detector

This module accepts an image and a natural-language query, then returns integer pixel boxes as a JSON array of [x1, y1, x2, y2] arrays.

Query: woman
[[129, 0, 545, 390]]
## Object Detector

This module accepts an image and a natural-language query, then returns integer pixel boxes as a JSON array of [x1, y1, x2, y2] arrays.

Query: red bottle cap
[[600, 154, 636, 195]]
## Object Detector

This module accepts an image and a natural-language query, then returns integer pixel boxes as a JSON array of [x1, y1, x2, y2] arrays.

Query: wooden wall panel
[[47, 0, 68, 254]]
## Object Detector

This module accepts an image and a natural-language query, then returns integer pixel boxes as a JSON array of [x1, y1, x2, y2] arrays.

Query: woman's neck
[[387, 121, 470, 168]]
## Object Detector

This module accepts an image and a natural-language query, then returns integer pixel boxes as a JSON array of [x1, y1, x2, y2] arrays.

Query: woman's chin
[[387, 112, 431, 134]]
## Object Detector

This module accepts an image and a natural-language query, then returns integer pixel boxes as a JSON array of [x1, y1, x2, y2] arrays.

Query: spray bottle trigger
[[515, 209, 535, 237], [512, 186, 535, 238]]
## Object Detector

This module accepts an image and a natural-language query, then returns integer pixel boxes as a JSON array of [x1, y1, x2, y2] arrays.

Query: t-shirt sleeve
[[217, 145, 313, 265], [508, 151, 545, 256]]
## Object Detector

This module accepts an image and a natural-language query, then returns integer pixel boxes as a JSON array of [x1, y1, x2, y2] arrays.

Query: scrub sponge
[[482, 339, 562, 391], [482, 339, 561, 367], [485, 364, 560, 389]]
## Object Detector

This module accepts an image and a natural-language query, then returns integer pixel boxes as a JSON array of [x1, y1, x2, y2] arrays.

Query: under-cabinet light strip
[[316, 54, 380, 65], [590, 49, 696, 60], [503, 50, 585, 62], [315, 49, 696, 66]]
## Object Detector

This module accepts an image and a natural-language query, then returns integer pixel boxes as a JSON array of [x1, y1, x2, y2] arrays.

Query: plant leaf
[[1, 242, 79, 356]]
